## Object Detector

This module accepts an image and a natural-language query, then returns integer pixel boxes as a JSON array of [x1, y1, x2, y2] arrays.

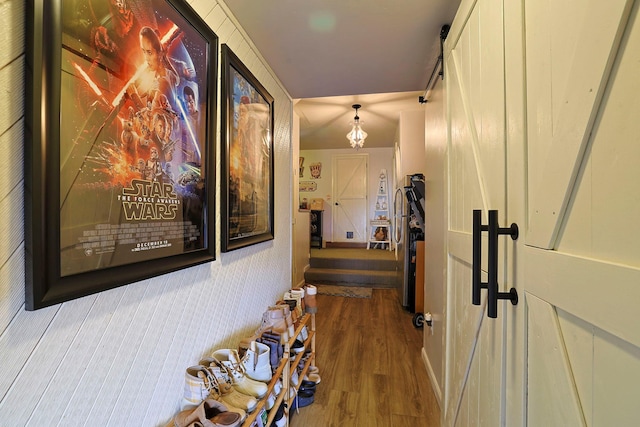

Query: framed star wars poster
[[25, 0, 217, 310], [220, 44, 275, 252]]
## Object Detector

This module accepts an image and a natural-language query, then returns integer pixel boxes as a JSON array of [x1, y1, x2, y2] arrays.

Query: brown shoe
[[173, 399, 241, 427]]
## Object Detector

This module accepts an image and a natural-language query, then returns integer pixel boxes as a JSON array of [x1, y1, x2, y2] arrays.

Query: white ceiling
[[295, 91, 425, 150], [223, 0, 461, 149]]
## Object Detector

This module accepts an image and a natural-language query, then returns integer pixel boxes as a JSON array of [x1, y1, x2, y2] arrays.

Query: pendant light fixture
[[346, 104, 367, 149]]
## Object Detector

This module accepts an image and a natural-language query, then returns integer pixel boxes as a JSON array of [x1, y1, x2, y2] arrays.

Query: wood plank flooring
[[290, 289, 440, 427]]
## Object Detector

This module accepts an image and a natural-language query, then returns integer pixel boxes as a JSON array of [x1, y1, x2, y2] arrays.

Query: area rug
[[315, 285, 372, 298]]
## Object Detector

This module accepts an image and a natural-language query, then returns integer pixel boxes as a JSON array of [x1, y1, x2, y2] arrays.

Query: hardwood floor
[[290, 288, 440, 427]]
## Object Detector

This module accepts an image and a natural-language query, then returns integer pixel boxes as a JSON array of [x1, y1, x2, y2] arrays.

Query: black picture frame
[[220, 44, 275, 252], [25, 0, 218, 310]]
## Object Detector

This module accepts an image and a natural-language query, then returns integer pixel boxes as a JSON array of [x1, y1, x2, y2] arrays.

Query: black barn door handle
[[472, 210, 487, 305], [472, 209, 519, 318]]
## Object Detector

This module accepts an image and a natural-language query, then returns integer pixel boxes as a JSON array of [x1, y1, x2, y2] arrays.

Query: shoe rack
[[242, 313, 316, 427]]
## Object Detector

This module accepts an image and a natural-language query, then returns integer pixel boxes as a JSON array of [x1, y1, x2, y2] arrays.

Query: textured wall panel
[[0, 0, 293, 425], [0, 0, 23, 68], [0, 58, 23, 133]]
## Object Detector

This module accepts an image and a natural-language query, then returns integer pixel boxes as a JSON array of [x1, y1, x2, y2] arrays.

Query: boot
[[257, 334, 282, 371], [240, 341, 272, 382], [268, 304, 296, 338], [304, 285, 317, 314], [182, 365, 247, 421], [197, 361, 258, 414], [284, 288, 305, 318], [210, 350, 269, 398], [240, 306, 292, 351]]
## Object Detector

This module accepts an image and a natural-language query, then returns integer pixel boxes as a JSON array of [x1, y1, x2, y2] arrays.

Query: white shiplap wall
[[0, 1, 293, 425]]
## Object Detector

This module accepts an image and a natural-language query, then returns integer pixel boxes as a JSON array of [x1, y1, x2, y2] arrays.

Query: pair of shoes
[[208, 350, 269, 398], [246, 305, 295, 345], [198, 356, 265, 413], [172, 399, 241, 427], [182, 366, 247, 421], [296, 389, 315, 408], [290, 389, 315, 412], [192, 363, 258, 414], [269, 304, 296, 338], [290, 375, 317, 411]]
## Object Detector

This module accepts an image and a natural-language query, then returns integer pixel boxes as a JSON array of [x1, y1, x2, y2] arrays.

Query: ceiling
[[294, 91, 425, 150], [223, 0, 461, 149]]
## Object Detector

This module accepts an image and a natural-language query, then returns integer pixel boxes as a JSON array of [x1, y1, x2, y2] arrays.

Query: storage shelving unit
[[368, 170, 391, 250], [242, 313, 316, 427]]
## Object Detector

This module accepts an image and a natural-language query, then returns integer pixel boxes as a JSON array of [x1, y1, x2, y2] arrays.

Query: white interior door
[[332, 154, 368, 243], [524, 0, 640, 425]]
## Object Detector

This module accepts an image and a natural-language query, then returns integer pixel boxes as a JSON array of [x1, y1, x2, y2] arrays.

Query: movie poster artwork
[[226, 63, 273, 246], [59, 0, 213, 277]]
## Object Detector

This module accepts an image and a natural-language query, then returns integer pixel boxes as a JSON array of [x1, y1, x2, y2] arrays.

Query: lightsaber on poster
[[72, 63, 110, 106], [175, 94, 201, 160]]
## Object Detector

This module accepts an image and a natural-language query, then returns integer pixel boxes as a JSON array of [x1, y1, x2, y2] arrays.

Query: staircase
[[304, 248, 399, 288]]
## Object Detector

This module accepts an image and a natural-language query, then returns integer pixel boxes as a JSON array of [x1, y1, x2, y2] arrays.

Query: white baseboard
[[421, 347, 443, 409]]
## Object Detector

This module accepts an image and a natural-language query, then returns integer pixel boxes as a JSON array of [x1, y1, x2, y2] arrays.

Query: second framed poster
[[221, 44, 275, 252]]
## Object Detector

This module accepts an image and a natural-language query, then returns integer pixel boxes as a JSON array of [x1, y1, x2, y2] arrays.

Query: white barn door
[[444, 0, 517, 424], [524, 0, 640, 425], [445, 0, 640, 425]]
